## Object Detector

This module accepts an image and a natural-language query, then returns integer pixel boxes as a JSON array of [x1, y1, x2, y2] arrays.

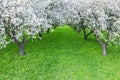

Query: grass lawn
[[0, 26, 120, 80]]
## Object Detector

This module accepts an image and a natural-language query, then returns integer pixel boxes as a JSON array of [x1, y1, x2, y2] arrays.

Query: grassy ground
[[0, 26, 120, 80]]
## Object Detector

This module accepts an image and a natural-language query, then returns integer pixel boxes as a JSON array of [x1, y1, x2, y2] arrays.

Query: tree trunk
[[102, 44, 107, 56], [47, 28, 50, 34], [53, 25, 57, 29], [5, 28, 31, 56], [83, 27, 93, 40], [19, 43, 25, 56], [94, 33, 108, 56], [39, 31, 42, 39], [18, 37, 30, 56], [83, 27, 87, 40]]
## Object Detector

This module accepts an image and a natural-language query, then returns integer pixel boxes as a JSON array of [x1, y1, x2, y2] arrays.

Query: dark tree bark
[[39, 31, 42, 39], [83, 27, 87, 40], [53, 25, 57, 29], [83, 27, 93, 40], [47, 28, 50, 34], [38, 28, 50, 39]]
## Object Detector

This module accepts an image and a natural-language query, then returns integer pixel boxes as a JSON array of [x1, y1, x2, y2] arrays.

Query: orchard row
[[0, 0, 120, 56]]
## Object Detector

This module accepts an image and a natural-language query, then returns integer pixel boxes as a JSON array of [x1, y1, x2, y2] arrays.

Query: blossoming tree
[[0, 0, 52, 55], [82, 0, 120, 56]]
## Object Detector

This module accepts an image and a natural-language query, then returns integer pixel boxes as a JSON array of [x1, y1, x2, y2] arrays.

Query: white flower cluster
[[0, 0, 120, 49], [0, 0, 52, 48]]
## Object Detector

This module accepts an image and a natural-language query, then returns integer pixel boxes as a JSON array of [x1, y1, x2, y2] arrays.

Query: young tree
[[83, 0, 120, 56], [0, 0, 52, 55]]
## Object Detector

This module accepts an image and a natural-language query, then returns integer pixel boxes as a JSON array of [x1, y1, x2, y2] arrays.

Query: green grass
[[0, 26, 120, 80]]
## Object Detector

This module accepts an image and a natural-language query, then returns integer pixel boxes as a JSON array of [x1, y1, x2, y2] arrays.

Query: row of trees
[[0, 0, 120, 56]]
